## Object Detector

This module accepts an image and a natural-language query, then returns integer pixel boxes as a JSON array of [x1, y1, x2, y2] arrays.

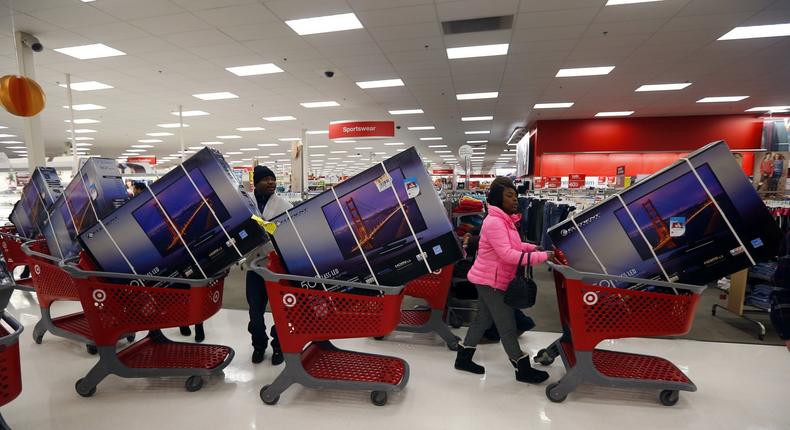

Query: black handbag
[[504, 252, 537, 309]]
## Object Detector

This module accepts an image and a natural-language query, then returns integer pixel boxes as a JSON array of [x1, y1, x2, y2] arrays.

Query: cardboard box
[[269, 147, 463, 286], [78, 148, 266, 280], [549, 140, 781, 288], [41, 158, 130, 259], [10, 167, 63, 239]]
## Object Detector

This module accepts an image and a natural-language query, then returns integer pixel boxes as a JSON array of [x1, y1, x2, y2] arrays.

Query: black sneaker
[[194, 324, 205, 343], [271, 348, 284, 366], [252, 349, 265, 364]]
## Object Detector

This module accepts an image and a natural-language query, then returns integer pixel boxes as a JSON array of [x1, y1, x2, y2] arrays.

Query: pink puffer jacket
[[467, 205, 550, 291]]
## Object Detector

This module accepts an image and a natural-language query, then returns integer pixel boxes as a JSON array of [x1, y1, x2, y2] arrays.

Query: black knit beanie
[[253, 165, 275, 185]]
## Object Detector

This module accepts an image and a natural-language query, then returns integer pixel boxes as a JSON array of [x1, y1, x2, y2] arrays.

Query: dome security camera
[[324, 70, 335, 78], [20, 32, 43, 53]]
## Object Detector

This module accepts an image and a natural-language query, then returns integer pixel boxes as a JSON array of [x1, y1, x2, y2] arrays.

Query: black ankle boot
[[194, 324, 205, 343], [454, 345, 485, 374], [271, 345, 284, 366], [512, 355, 549, 384]]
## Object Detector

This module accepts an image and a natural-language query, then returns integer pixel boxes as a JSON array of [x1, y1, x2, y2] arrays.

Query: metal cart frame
[[0, 267, 24, 430], [0, 226, 34, 292]]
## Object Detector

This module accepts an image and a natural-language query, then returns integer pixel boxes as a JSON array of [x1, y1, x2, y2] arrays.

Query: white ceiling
[[0, 0, 789, 174]]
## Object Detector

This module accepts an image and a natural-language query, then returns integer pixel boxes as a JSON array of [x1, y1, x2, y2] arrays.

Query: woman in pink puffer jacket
[[455, 177, 553, 384]]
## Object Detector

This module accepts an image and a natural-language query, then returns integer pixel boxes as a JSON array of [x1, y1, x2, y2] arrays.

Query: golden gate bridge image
[[643, 197, 716, 253]]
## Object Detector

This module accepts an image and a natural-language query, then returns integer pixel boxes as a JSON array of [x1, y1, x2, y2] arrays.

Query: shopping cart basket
[[0, 279, 23, 430], [251, 253, 409, 406], [0, 226, 34, 292], [59, 256, 234, 397], [21, 240, 135, 354], [536, 262, 705, 406], [376, 265, 460, 350]]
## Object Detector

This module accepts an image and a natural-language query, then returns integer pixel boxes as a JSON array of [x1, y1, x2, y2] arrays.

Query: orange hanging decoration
[[0, 74, 46, 117]]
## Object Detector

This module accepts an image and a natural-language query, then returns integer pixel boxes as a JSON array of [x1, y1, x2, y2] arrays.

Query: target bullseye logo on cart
[[283, 293, 297, 308], [211, 291, 220, 304], [582, 291, 598, 306], [93, 289, 107, 303], [34, 264, 41, 275]]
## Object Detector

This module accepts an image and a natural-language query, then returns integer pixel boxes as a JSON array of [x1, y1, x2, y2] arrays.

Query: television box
[[78, 147, 266, 281], [11, 167, 63, 239], [269, 147, 463, 286], [41, 158, 130, 259], [549, 140, 781, 288]]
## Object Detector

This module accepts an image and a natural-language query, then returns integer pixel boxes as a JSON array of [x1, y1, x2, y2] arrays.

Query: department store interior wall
[[534, 115, 764, 177]]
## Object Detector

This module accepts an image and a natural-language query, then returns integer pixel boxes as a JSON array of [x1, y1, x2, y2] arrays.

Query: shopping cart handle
[[58, 260, 227, 286], [20, 240, 64, 263], [0, 311, 23, 347], [249, 256, 404, 295], [546, 262, 706, 294]]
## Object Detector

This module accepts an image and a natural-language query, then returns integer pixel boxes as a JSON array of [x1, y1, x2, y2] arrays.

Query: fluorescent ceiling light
[[335, 140, 356, 143], [595, 111, 635, 117], [125, 149, 147, 153], [719, 23, 790, 41], [635, 83, 691, 92], [534, 102, 574, 109], [606, 0, 663, 5], [300, 101, 339, 108], [69, 137, 94, 141], [306, 130, 329, 135], [439, 155, 454, 158], [285, 13, 363, 36], [59, 81, 113, 91], [270, 152, 285, 156], [226, 63, 284, 76], [6, 146, 25, 149], [217, 135, 242, 139], [0, 134, 16, 138], [420, 137, 442, 141], [236, 127, 265, 132], [465, 130, 490, 135], [75, 143, 93, 147], [278, 138, 301, 142], [461, 116, 493, 121], [434, 150, 451, 154], [171, 110, 209, 117], [201, 141, 223, 145], [226, 152, 243, 155], [157, 123, 189, 128], [467, 140, 488, 143], [456, 92, 498, 100], [697, 96, 749, 103], [63, 104, 105, 111], [384, 142, 404, 146], [556, 66, 615, 77], [428, 145, 447, 148], [193, 92, 238, 100], [745, 106, 790, 112], [54, 43, 126, 59], [347, 154, 363, 158], [70, 129, 96, 133], [240, 148, 259, 151], [263, 116, 296, 121], [136, 139, 161, 143], [389, 109, 423, 115], [354, 147, 373, 150], [132, 144, 154, 148], [356, 79, 404, 89], [407, 126, 434, 130], [330, 151, 348, 154], [447, 43, 509, 60], [307, 145, 327, 148], [146, 132, 173, 136], [0, 140, 21, 144]]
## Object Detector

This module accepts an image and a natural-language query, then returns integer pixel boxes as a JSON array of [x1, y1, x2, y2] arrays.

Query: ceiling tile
[[165, 29, 237, 48], [436, 0, 519, 22], [92, 0, 184, 20], [357, 5, 438, 28], [264, 0, 352, 21], [130, 12, 212, 35], [193, 3, 279, 27]]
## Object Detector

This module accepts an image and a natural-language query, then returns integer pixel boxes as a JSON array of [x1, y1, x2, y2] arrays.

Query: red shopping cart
[[21, 240, 134, 354], [376, 265, 460, 350], [251, 252, 409, 406], [58, 255, 234, 397], [0, 226, 34, 291], [535, 263, 705, 406], [0, 281, 23, 430]]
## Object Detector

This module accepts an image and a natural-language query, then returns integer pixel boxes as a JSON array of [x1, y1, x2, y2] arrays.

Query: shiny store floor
[[3, 290, 789, 430]]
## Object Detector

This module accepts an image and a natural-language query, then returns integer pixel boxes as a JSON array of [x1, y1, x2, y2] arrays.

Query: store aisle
[[4, 291, 789, 430]]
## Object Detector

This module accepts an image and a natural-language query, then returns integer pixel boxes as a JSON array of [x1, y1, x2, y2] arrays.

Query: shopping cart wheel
[[546, 383, 567, 403], [374, 336, 385, 340], [185, 376, 203, 392], [534, 349, 555, 366], [659, 390, 679, 406], [260, 385, 279, 405], [126, 334, 136, 343], [370, 391, 388, 406], [86, 344, 98, 355], [75, 378, 96, 397], [33, 331, 44, 344]]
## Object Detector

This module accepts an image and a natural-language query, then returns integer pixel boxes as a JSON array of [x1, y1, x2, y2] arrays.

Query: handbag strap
[[526, 251, 534, 279]]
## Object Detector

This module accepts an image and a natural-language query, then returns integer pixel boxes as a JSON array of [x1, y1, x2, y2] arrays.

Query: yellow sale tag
[[251, 215, 277, 234]]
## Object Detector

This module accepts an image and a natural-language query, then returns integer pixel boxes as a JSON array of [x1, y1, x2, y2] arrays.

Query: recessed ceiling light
[[354, 146, 373, 150], [328, 157, 342, 160], [157, 123, 189, 128], [461, 116, 493, 122], [132, 144, 155, 148], [285, 13, 363, 36], [68, 129, 97, 133], [236, 127, 265, 132], [308, 145, 328, 148], [697, 96, 749, 103], [125, 149, 147, 153], [201, 141, 223, 145], [439, 155, 454, 158], [467, 140, 488, 143], [0, 134, 16, 138], [428, 145, 448, 148], [59, 81, 113, 91], [226, 151, 243, 155], [63, 104, 106, 111], [217, 135, 241, 139], [446, 43, 509, 60], [595, 111, 634, 117], [407, 126, 434, 130], [456, 92, 498, 100], [745, 106, 790, 112], [434, 150, 451, 153], [136, 139, 161, 143], [335, 140, 356, 143], [68, 136, 94, 141], [300, 101, 339, 108], [635, 83, 691, 92], [347, 154, 363, 158], [146, 132, 173, 136], [171, 110, 209, 117], [389, 109, 423, 115], [607, 0, 664, 5], [556, 66, 615, 77], [356, 79, 404, 89], [263, 116, 296, 121], [240, 148, 259, 151], [226, 63, 284, 76], [270, 152, 285, 156], [330, 151, 348, 154], [719, 23, 790, 40], [464, 130, 490, 135], [54, 43, 126, 59], [420, 137, 442, 141], [306, 130, 329, 135], [384, 142, 404, 146], [75, 142, 93, 147], [6, 146, 25, 149], [0, 140, 21, 144], [534, 102, 574, 109], [192, 92, 238, 100], [278, 137, 301, 142]]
